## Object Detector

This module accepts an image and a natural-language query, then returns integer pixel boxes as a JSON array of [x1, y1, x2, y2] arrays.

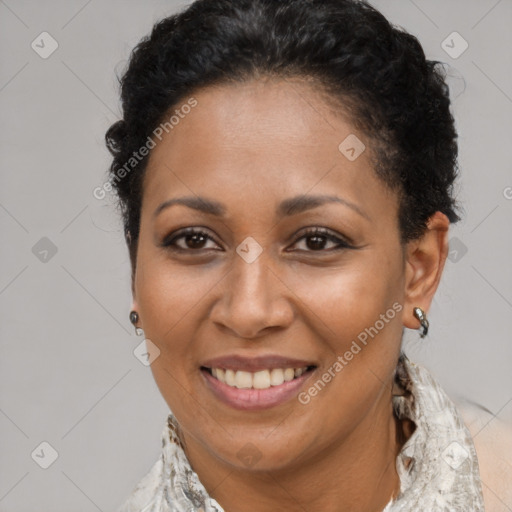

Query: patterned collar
[[118, 354, 485, 512]]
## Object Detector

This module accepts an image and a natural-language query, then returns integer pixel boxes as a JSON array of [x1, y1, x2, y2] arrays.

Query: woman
[[105, 0, 511, 510]]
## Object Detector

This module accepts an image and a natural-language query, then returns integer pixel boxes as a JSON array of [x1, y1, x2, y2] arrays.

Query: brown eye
[[181, 232, 208, 249], [289, 227, 353, 252], [161, 228, 221, 252], [304, 234, 331, 250]]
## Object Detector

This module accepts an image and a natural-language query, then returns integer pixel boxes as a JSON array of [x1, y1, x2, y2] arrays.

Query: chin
[[201, 425, 314, 474]]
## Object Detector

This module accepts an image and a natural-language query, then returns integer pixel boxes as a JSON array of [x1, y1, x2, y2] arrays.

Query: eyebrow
[[153, 194, 370, 221]]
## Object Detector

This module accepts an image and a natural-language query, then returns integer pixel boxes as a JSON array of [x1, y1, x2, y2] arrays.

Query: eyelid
[[288, 226, 355, 251]]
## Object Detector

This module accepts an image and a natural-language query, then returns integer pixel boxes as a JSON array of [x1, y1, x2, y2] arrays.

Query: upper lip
[[201, 354, 317, 372]]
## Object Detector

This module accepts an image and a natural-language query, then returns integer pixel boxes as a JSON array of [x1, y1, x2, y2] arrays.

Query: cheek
[[284, 251, 405, 403], [134, 252, 230, 408], [283, 266, 405, 437], [136, 274, 205, 379], [285, 252, 404, 339], [135, 249, 215, 334], [135, 261, 211, 420]]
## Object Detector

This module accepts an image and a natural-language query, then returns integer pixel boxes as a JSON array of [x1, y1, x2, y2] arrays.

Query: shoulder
[[455, 398, 512, 512]]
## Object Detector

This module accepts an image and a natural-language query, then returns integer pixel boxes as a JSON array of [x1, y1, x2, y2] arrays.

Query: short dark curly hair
[[105, 0, 461, 270]]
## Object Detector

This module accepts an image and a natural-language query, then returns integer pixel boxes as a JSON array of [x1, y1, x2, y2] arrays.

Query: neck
[[181, 392, 406, 512]]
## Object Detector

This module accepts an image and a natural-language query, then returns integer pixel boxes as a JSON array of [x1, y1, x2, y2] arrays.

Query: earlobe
[[129, 305, 144, 336], [402, 212, 450, 331]]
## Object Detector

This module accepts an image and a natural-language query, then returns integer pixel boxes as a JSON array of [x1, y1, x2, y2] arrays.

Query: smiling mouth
[[201, 365, 317, 390]]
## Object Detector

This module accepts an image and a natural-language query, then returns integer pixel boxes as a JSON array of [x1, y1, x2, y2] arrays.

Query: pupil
[[307, 235, 326, 250], [187, 233, 206, 248]]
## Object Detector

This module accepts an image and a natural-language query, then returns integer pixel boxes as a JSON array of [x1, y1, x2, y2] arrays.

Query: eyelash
[[161, 227, 354, 254]]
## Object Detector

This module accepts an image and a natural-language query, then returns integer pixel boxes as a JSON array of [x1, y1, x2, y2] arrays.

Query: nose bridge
[[234, 243, 270, 303], [211, 241, 293, 338]]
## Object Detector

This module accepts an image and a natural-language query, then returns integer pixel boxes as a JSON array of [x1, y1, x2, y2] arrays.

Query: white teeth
[[294, 368, 304, 377], [225, 369, 236, 387], [269, 368, 284, 386], [283, 368, 295, 381], [234, 370, 252, 389], [253, 370, 271, 389], [208, 366, 309, 389]]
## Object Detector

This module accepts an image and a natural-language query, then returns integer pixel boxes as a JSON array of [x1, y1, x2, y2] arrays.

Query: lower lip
[[201, 368, 315, 411]]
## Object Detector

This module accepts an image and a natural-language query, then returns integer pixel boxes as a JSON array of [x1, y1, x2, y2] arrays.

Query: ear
[[402, 211, 450, 331]]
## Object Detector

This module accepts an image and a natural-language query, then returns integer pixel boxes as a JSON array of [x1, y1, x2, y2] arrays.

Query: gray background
[[1, 0, 511, 510]]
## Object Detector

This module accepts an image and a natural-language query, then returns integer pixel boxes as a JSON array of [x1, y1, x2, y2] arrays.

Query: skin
[[131, 77, 450, 512]]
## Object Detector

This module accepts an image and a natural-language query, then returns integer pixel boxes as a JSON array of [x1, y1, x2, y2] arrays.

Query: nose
[[209, 248, 294, 339]]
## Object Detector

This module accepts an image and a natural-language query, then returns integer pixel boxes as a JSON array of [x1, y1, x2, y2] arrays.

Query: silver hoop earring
[[129, 310, 144, 336], [413, 307, 429, 338]]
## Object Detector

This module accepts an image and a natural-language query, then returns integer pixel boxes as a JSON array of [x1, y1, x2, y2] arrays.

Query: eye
[[288, 227, 353, 252], [161, 227, 222, 252], [161, 226, 354, 254]]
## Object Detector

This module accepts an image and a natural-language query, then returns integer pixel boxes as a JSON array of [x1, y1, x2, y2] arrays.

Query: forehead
[[142, 78, 397, 222]]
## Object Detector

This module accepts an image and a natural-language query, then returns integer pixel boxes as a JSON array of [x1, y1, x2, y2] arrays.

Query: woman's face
[[133, 78, 410, 472]]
